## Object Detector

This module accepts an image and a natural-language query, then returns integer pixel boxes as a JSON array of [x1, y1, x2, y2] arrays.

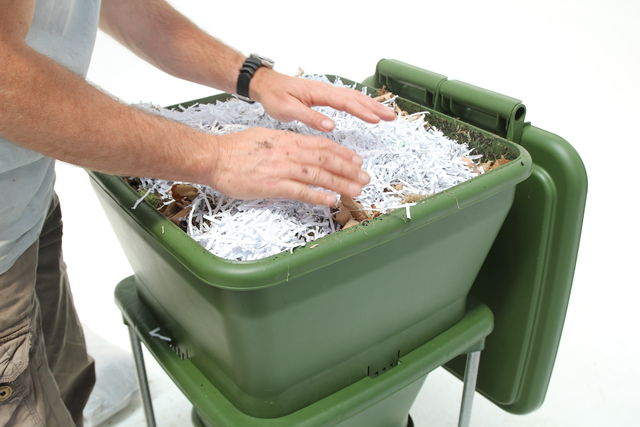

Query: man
[[0, 0, 395, 425]]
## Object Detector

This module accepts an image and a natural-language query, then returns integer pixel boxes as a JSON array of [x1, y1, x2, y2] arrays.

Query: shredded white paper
[[132, 76, 481, 261]]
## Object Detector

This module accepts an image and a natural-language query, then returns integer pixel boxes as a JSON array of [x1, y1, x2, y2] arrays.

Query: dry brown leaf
[[401, 194, 427, 204], [340, 195, 369, 222], [481, 160, 494, 171], [462, 157, 482, 175], [170, 184, 198, 207], [481, 156, 511, 173], [373, 92, 393, 103], [393, 104, 408, 116], [342, 218, 360, 229], [159, 202, 181, 217], [369, 204, 382, 219], [334, 204, 353, 226], [384, 183, 404, 193], [169, 206, 191, 225], [376, 86, 389, 96], [493, 156, 510, 167]]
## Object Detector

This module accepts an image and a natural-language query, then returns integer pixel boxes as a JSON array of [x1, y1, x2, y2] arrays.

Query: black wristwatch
[[236, 53, 274, 103]]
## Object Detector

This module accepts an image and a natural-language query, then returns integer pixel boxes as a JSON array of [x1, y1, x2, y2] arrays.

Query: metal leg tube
[[128, 326, 157, 427], [458, 350, 481, 427]]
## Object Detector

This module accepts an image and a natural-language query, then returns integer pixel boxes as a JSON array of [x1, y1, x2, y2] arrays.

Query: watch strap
[[236, 57, 264, 103]]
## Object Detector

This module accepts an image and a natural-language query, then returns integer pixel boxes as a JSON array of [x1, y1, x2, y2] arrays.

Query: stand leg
[[128, 325, 157, 427], [458, 350, 481, 427]]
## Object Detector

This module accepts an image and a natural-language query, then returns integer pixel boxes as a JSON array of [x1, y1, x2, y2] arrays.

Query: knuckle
[[306, 84, 321, 99], [307, 166, 320, 183], [269, 159, 287, 172], [316, 137, 330, 149], [349, 99, 362, 111], [294, 135, 307, 147], [290, 164, 302, 177], [280, 103, 298, 122], [280, 129, 294, 137], [297, 186, 310, 202]]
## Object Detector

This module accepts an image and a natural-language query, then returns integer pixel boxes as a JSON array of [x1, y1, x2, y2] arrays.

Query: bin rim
[[88, 79, 532, 291]]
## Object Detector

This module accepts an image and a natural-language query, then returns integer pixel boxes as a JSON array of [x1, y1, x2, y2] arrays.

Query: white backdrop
[[54, 0, 639, 425]]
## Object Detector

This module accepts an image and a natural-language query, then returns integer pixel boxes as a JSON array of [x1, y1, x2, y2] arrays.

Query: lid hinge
[[368, 59, 527, 143], [438, 80, 526, 143], [372, 59, 447, 109]]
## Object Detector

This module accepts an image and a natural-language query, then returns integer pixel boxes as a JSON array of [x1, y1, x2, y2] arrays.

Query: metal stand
[[127, 324, 482, 427], [458, 350, 481, 427], [128, 325, 157, 427]]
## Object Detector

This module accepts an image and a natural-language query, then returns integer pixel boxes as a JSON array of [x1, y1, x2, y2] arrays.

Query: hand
[[207, 127, 370, 206], [249, 69, 396, 132]]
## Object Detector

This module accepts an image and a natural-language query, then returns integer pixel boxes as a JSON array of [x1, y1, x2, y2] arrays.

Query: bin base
[[192, 408, 415, 427], [115, 276, 492, 427]]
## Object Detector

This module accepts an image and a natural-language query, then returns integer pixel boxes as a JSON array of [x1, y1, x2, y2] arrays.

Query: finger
[[333, 90, 381, 123], [290, 133, 363, 165], [276, 180, 338, 206], [286, 163, 364, 197], [286, 99, 336, 132], [346, 90, 397, 123], [309, 85, 394, 123], [293, 146, 370, 185], [354, 91, 396, 121]]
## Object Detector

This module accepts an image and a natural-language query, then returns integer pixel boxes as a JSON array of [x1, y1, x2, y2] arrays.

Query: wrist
[[236, 54, 274, 102], [187, 131, 222, 187], [248, 66, 275, 102]]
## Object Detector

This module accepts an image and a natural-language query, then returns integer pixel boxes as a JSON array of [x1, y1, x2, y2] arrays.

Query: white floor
[[54, 1, 639, 426]]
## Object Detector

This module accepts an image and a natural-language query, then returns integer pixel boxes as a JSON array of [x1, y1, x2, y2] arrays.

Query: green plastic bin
[[89, 77, 531, 418]]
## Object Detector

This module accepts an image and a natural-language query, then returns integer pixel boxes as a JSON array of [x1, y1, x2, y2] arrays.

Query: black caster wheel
[[406, 413, 415, 427], [191, 407, 206, 427]]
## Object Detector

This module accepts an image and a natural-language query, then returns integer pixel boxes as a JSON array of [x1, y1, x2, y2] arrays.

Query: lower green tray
[[115, 276, 493, 426]]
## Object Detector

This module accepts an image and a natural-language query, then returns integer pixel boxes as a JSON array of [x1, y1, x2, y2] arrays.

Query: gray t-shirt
[[0, 0, 101, 273]]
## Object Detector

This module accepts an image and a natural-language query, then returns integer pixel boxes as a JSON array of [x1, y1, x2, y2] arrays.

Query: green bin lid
[[368, 59, 588, 414]]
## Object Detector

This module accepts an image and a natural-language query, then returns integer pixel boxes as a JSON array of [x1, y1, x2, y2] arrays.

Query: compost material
[[128, 76, 504, 261]]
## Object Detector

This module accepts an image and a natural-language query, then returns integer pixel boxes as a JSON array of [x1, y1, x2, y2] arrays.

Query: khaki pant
[[0, 196, 95, 426]]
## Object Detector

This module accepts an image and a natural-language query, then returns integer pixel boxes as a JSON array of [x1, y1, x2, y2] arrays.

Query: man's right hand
[[206, 128, 370, 206], [1, 1, 370, 207]]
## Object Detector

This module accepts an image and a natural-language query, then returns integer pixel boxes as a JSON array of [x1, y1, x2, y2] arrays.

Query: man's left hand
[[249, 68, 396, 132]]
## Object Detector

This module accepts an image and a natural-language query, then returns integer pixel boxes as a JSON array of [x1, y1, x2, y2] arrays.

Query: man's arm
[[99, 0, 244, 95], [99, 0, 395, 132], [0, 1, 369, 206]]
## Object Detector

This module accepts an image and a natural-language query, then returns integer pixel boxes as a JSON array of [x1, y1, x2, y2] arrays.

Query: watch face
[[250, 53, 274, 68]]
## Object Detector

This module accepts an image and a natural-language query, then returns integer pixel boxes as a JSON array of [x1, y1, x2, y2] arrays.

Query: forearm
[[100, 0, 244, 94], [0, 41, 216, 184], [98, 0, 396, 133]]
